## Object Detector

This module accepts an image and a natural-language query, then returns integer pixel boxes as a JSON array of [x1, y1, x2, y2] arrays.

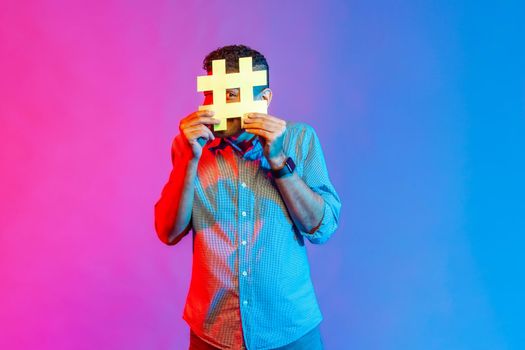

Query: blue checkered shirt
[[160, 121, 341, 349]]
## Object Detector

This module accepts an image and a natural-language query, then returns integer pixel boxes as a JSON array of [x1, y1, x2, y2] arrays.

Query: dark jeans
[[189, 325, 324, 350]]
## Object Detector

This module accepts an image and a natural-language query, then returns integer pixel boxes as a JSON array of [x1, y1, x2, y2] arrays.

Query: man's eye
[[226, 89, 239, 96]]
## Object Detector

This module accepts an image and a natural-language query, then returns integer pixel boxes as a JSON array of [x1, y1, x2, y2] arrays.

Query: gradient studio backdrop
[[1, 0, 524, 349]]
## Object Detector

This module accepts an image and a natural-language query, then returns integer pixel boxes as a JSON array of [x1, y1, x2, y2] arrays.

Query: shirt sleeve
[[297, 124, 342, 244], [153, 134, 194, 245]]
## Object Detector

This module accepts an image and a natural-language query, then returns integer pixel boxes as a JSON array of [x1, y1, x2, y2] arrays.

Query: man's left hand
[[243, 113, 287, 169]]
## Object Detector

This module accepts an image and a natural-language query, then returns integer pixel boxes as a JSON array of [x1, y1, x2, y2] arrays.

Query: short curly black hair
[[202, 44, 269, 88]]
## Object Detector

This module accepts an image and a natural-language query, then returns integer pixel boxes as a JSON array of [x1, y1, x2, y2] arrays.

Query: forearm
[[154, 158, 199, 245], [273, 170, 325, 234]]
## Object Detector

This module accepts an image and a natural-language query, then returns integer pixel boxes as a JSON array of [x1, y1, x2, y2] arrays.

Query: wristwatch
[[271, 156, 296, 179]]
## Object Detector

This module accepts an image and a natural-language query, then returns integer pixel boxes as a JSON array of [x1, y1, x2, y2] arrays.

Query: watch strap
[[271, 157, 296, 179]]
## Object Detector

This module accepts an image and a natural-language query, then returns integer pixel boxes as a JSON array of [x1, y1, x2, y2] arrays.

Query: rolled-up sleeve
[[298, 125, 342, 244]]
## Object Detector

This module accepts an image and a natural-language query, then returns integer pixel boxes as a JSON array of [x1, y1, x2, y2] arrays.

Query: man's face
[[202, 87, 241, 138], [202, 80, 269, 138]]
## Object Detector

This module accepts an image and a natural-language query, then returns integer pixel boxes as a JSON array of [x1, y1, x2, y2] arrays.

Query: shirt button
[[241, 182, 246, 188], [243, 300, 248, 306], [241, 240, 247, 245], [242, 271, 247, 276], [241, 211, 247, 217]]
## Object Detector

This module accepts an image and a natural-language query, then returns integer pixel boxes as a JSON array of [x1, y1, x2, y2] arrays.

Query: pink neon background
[[1, 2, 344, 348]]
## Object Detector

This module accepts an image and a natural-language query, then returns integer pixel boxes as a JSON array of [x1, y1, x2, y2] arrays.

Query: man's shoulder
[[284, 120, 317, 140], [282, 121, 323, 160]]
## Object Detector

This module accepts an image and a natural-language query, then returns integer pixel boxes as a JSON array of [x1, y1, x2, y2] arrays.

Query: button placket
[[237, 157, 256, 345], [238, 160, 252, 321]]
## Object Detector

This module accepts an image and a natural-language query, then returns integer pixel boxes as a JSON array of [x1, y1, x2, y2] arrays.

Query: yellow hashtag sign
[[197, 56, 268, 131]]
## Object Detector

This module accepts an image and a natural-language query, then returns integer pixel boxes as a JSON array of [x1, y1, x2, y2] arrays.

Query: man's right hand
[[179, 110, 221, 160]]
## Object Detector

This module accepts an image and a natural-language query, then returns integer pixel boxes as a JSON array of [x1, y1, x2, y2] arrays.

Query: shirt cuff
[[307, 199, 326, 235]]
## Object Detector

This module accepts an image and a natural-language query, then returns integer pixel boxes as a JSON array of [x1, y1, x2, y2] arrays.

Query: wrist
[[269, 152, 287, 170], [188, 156, 200, 166], [270, 156, 296, 179]]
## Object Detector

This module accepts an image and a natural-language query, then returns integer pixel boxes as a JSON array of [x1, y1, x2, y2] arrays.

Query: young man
[[154, 45, 341, 350]]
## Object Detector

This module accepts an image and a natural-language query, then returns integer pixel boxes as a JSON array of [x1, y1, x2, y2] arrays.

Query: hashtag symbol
[[197, 56, 268, 131]]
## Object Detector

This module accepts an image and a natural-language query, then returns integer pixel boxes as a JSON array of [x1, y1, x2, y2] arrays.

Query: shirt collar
[[207, 133, 260, 157]]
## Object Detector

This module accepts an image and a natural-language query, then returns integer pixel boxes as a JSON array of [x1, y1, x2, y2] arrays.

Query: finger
[[185, 124, 215, 141], [195, 110, 215, 118], [207, 125, 216, 140], [184, 116, 221, 128], [246, 113, 285, 125], [182, 110, 215, 125], [243, 115, 282, 127], [244, 117, 285, 131], [184, 125, 205, 141], [198, 124, 216, 141], [244, 128, 272, 140], [243, 121, 280, 133], [245, 117, 285, 133]]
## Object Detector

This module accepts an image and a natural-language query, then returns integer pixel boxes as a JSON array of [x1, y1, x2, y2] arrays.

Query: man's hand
[[179, 110, 221, 160], [243, 113, 287, 169]]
